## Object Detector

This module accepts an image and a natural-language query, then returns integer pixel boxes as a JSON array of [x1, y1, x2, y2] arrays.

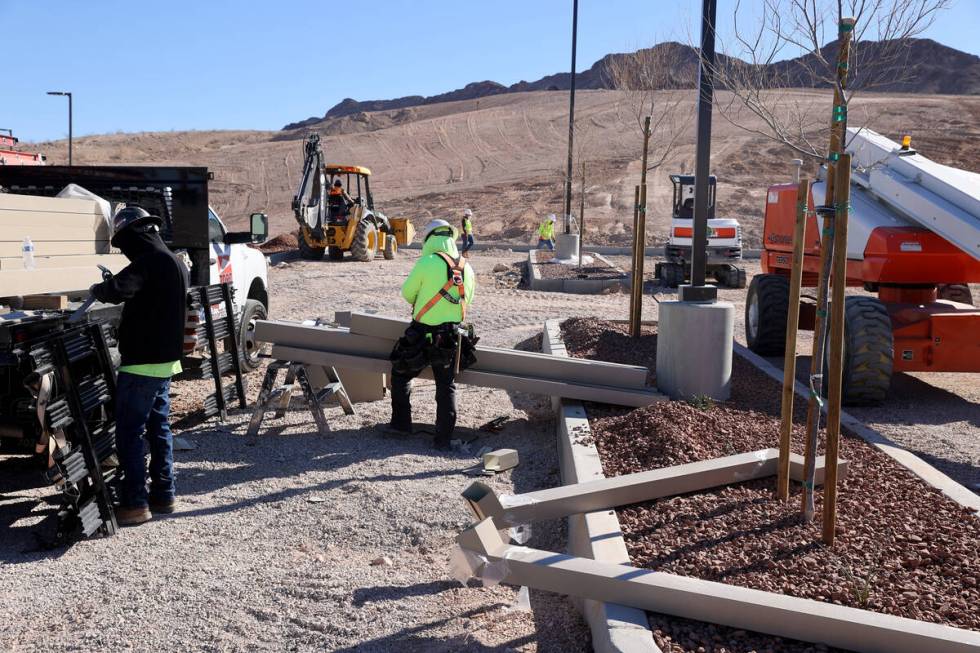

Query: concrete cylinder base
[[655, 300, 734, 401], [555, 233, 580, 260]]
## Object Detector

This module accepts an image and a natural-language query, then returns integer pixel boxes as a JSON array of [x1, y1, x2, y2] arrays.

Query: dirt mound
[[257, 232, 297, 253]]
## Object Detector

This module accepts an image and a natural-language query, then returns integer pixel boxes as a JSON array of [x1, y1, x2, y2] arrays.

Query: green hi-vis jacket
[[463, 218, 473, 235], [402, 234, 477, 325], [539, 221, 555, 240]]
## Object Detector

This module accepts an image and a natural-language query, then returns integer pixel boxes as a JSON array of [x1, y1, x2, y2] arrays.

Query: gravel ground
[[1, 250, 975, 652], [564, 319, 980, 652]]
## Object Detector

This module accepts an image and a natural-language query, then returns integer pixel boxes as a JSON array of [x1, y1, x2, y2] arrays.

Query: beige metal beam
[[269, 344, 664, 407], [464, 449, 848, 528], [457, 518, 980, 653], [346, 312, 650, 389]]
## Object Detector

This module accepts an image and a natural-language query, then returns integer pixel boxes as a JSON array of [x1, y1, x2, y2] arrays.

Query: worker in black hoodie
[[90, 206, 189, 526]]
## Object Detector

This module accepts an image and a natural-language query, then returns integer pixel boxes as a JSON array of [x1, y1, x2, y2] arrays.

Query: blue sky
[[3, 0, 977, 142]]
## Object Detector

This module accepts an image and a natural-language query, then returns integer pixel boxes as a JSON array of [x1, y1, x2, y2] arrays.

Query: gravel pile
[[564, 319, 980, 650], [535, 260, 625, 280], [560, 317, 656, 385]]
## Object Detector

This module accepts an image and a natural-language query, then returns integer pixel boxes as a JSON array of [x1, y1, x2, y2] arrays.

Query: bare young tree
[[712, 0, 951, 159], [604, 43, 697, 173]]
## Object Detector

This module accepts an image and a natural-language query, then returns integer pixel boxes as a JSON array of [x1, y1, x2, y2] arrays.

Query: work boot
[[149, 497, 178, 514], [116, 505, 152, 527]]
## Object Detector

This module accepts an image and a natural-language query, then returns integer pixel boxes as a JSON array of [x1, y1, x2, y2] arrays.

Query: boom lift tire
[[328, 246, 344, 261], [298, 229, 325, 261], [383, 234, 397, 260], [239, 299, 268, 371], [937, 284, 974, 306], [745, 274, 789, 356], [351, 219, 377, 262], [827, 296, 893, 406]]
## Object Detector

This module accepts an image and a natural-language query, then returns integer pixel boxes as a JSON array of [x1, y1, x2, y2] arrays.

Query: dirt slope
[[28, 90, 980, 248]]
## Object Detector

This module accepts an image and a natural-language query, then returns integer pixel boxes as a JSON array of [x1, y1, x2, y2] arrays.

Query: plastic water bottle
[[22, 237, 35, 270]]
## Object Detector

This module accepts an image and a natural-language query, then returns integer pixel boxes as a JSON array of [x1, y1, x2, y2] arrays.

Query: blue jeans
[[538, 238, 555, 251], [115, 372, 175, 508], [461, 234, 474, 253]]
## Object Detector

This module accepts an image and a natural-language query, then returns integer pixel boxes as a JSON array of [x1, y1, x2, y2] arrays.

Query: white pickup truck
[[206, 206, 270, 369], [0, 166, 271, 369]]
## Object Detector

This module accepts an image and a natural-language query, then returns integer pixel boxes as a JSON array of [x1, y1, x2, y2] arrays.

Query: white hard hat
[[422, 219, 457, 240], [463, 208, 473, 217], [547, 213, 556, 222]]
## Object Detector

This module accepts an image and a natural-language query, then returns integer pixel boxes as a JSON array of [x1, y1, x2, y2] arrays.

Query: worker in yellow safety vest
[[460, 208, 474, 254], [387, 219, 479, 450], [538, 214, 556, 250]]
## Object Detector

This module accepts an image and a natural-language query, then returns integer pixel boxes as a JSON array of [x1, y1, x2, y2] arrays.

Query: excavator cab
[[670, 174, 716, 220]]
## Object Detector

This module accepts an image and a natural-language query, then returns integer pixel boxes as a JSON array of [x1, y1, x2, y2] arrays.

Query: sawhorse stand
[[246, 360, 355, 436]]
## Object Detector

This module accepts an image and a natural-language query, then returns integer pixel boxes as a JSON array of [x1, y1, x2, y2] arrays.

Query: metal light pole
[[47, 91, 73, 165], [681, 0, 717, 303], [562, 0, 578, 235]]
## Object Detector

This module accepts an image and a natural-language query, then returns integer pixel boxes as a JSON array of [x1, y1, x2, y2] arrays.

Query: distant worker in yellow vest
[[538, 214, 556, 250], [460, 208, 475, 254], [388, 219, 478, 450]]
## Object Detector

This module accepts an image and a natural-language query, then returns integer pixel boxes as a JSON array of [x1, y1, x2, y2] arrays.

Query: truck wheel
[[728, 266, 747, 289], [350, 220, 377, 262], [745, 274, 789, 355], [238, 299, 268, 371], [661, 263, 685, 288], [937, 284, 974, 305], [328, 246, 344, 261], [383, 234, 397, 260], [827, 296, 893, 406], [297, 230, 325, 261]]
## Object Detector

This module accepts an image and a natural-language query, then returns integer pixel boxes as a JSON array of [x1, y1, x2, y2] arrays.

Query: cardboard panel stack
[[0, 194, 128, 296]]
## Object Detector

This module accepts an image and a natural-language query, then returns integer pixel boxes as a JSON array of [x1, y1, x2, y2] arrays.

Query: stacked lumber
[[0, 194, 125, 296], [254, 313, 663, 407]]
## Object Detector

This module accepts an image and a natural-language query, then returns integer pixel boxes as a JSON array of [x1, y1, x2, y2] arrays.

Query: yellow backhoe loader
[[291, 134, 413, 261]]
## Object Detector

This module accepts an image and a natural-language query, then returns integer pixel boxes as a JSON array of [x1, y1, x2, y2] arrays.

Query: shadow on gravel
[[328, 603, 532, 653], [352, 579, 460, 606], [789, 354, 980, 428]]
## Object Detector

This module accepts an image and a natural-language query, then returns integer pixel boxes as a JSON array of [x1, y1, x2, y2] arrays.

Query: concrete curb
[[528, 250, 630, 295], [543, 319, 661, 653], [733, 342, 980, 514]]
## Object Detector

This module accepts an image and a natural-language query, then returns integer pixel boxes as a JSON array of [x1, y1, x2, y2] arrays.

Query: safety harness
[[414, 251, 467, 321]]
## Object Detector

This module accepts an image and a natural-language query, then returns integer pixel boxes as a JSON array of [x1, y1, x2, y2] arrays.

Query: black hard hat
[[111, 206, 163, 246], [333, 179, 343, 187]]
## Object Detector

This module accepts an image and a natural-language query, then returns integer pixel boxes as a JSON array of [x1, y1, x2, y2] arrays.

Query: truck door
[[208, 207, 252, 307]]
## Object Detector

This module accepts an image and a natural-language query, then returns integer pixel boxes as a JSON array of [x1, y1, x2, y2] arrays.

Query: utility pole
[[47, 91, 73, 165], [562, 0, 578, 235], [681, 0, 718, 304]]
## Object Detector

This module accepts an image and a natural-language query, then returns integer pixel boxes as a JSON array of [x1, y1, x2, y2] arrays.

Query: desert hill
[[285, 39, 980, 132], [28, 88, 980, 250]]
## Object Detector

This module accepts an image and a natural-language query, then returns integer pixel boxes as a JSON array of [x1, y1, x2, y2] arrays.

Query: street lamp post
[[562, 0, 578, 235], [46, 91, 72, 165], [680, 0, 718, 304]]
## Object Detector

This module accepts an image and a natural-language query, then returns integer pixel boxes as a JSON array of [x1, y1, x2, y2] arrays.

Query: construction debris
[[482, 449, 519, 473]]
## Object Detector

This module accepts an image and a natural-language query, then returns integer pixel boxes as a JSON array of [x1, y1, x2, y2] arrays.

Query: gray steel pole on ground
[[681, 0, 718, 304], [562, 0, 578, 235]]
